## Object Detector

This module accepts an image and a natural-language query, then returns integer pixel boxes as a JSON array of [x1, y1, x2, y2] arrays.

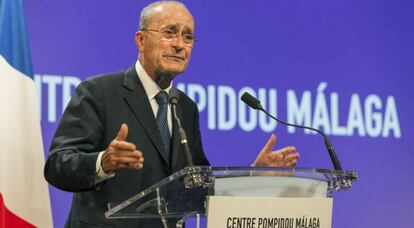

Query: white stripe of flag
[[0, 0, 53, 226]]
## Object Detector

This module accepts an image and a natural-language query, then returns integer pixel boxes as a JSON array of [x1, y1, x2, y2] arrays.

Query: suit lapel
[[121, 66, 170, 167]]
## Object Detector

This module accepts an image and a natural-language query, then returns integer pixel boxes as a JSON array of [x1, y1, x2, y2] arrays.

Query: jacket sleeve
[[44, 80, 106, 192]]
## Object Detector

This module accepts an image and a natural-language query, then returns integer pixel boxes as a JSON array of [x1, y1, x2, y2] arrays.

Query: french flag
[[0, 0, 53, 227]]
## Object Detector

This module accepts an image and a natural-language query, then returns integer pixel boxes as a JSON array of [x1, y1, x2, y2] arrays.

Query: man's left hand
[[253, 134, 300, 167]]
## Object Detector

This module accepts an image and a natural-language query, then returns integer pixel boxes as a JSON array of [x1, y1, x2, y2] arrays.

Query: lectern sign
[[207, 196, 333, 228]]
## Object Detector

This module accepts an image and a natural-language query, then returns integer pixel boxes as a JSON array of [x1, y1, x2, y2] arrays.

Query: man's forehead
[[148, 4, 194, 28]]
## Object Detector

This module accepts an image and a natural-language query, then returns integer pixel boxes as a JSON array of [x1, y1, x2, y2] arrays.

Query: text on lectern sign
[[207, 196, 333, 228]]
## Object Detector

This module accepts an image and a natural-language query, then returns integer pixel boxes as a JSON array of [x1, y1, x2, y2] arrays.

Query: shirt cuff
[[95, 151, 115, 184]]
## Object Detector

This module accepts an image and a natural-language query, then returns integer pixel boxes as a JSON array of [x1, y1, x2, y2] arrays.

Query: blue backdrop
[[24, 0, 414, 227]]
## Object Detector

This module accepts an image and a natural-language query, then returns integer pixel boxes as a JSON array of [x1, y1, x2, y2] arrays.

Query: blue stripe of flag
[[0, 0, 33, 78]]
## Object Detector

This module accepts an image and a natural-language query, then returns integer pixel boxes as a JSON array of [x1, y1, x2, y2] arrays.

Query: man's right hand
[[101, 123, 144, 173]]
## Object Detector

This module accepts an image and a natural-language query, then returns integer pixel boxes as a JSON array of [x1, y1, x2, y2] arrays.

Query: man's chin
[[162, 66, 186, 75], [154, 69, 180, 84], [165, 63, 186, 72]]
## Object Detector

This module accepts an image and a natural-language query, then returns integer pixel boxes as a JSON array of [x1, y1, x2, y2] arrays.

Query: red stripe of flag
[[0, 194, 35, 228]]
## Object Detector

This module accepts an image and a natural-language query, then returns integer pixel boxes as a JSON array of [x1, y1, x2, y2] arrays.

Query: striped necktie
[[155, 91, 171, 158]]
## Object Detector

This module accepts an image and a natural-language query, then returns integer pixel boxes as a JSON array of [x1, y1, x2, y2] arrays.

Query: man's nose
[[171, 35, 185, 51]]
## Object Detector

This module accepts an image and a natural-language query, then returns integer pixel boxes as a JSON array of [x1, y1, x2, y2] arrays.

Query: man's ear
[[135, 31, 145, 52]]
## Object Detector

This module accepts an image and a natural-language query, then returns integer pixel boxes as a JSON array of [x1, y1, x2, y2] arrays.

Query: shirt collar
[[135, 60, 172, 100]]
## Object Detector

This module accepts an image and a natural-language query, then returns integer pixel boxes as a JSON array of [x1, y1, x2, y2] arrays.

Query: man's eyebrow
[[182, 27, 193, 33], [163, 24, 193, 32], [163, 24, 178, 29]]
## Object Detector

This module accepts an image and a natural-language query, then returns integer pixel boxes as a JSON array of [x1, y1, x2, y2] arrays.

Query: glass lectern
[[105, 166, 358, 227]]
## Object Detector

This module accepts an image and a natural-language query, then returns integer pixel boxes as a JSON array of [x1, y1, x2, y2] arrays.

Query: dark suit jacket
[[44, 66, 210, 228]]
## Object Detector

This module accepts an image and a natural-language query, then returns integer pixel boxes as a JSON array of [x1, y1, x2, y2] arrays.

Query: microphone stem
[[171, 103, 194, 167], [260, 108, 343, 171]]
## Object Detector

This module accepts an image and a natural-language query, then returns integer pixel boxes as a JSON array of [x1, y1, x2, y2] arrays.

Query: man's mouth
[[164, 55, 185, 61]]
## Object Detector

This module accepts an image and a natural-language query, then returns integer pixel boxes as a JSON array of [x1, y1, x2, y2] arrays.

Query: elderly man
[[44, 1, 299, 227]]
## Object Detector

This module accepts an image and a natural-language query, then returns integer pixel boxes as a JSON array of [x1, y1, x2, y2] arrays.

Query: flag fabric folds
[[0, 0, 53, 227]]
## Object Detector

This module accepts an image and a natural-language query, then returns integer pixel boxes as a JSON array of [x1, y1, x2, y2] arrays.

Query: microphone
[[241, 92, 343, 171], [169, 88, 194, 167]]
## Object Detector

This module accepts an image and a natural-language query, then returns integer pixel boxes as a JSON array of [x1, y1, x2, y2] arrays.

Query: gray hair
[[139, 1, 188, 30]]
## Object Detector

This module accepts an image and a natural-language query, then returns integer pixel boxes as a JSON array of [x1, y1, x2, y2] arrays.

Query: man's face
[[136, 4, 195, 79]]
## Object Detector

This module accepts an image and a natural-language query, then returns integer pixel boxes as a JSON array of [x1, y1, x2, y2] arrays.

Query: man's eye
[[162, 29, 175, 37], [183, 34, 194, 41]]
